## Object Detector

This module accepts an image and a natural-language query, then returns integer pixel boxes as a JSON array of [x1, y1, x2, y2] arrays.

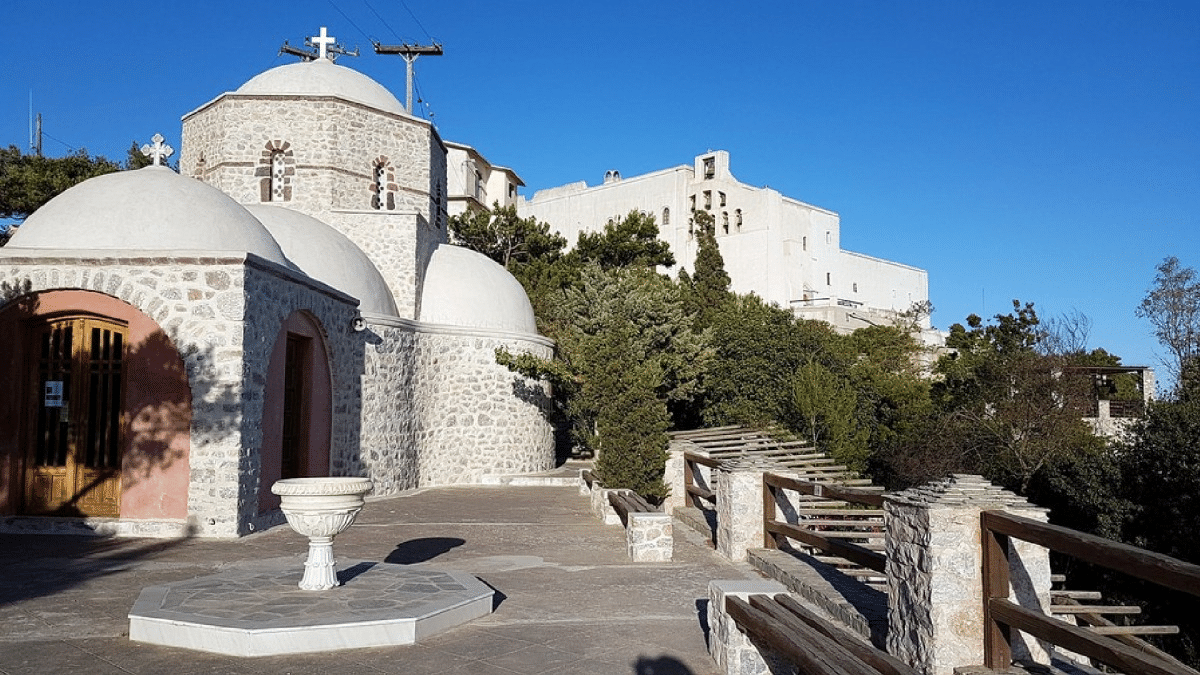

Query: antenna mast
[[372, 42, 443, 114]]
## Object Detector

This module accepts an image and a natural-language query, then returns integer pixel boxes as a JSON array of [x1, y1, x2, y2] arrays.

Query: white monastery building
[[0, 30, 554, 538], [519, 151, 930, 333]]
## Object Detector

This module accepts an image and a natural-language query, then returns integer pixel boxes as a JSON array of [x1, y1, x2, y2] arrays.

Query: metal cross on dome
[[311, 26, 336, 60], [140, 133, 174, 166]]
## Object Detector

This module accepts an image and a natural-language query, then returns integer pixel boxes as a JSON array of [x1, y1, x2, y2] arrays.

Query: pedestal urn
[[271, 477, 374, 591]]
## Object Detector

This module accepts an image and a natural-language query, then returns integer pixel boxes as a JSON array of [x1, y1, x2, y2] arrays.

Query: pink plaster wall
[[0, 290, 191, 519]]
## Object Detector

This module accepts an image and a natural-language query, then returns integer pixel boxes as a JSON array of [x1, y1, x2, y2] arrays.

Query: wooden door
[[24, 316, 126, 517]]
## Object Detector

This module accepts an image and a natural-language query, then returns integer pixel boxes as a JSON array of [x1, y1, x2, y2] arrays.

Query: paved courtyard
[[0, 483, 759, 674]]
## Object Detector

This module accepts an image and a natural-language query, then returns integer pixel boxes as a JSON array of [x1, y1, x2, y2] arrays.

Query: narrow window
[[270, 152, 286, 201], [475, 170, 485, 201], [719, 192, 726, 207], [735, 209, 742, 230], [704, 190, 712, 210], [826, 272, 831, 286], [703, 156, 715, 179], [663, 207, 670, 226], [853, 283, 858, 293], [722, 212, 729, 234], [689, 195, 696, 210], [803, 236, 807, 251], [373, 163, 386, 210], [826, 231, 832, 245]]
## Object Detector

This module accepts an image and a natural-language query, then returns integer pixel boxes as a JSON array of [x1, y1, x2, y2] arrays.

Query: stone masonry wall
[[182, 96, 437, 221], [414, 331, 555, 485], [239, 263, 361, 535], [0, 255, 360, 538]]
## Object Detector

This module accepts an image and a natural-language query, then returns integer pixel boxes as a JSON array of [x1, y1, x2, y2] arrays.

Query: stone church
[[0, 35, 555, 538]]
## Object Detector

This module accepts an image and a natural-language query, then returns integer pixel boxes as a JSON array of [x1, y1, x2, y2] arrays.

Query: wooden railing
[[683, 451, 719, 508], [982, 510, 1200, 675], [762, 472, 887, 573], [726, 593, 916, 675]]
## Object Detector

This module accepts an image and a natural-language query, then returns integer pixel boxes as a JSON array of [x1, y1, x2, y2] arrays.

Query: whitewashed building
[[445, 141, 524, 217], [0, 32, 554, 538], [519, 151, 930, 333]]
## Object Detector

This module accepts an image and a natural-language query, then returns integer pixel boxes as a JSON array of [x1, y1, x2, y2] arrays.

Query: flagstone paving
[[0, 484, 760, 674]]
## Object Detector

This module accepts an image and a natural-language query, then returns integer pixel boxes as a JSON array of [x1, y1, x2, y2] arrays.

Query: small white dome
[[246, 204, 398, 317], [420, 245, 539, 335], [10, 166, 291, 267], [236, 59, 405, 116]]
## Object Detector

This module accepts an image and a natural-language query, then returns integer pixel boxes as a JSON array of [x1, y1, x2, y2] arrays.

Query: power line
[[397, 0, 435, 42], [326, 0, 372, 44], [363, 0, 402, 42]]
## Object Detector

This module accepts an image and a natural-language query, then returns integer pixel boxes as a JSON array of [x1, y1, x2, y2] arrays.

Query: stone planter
[[272, 477, 374, 591]]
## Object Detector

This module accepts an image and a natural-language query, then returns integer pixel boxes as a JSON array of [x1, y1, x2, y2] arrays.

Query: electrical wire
[[363, 0, 402, 42], [397, 0, 435, 42], [326, 0, 372, 45]]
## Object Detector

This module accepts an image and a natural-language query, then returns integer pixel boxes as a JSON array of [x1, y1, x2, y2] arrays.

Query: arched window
[[722, 212, 729, 234], [662, 207, 670, 226], [259, 140, 294, 202], [372, 156, 395, 210], [271, 152, 286, 201], [735, 209, 743, 230]]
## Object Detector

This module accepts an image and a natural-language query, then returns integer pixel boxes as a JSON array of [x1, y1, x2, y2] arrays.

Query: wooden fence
[[982, 510, 1200, 675]]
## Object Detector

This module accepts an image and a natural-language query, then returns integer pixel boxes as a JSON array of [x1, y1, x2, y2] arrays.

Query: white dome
[[246, 204, 398, 317], [420, 245, 539, 335], [10, 166, 291, 267], [236, 59, 405, 116]]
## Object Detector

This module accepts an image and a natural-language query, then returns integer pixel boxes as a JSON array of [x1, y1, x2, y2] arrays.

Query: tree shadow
[[384, 536, 465, 564], [0, 526, 195, 608], [632, 655, 697, 674]]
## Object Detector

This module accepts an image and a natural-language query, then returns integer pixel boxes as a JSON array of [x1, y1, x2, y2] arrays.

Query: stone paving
[[0, 483, 761, 674]]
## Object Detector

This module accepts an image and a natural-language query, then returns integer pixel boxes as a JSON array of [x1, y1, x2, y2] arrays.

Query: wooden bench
[[607, 490, 673, 562]]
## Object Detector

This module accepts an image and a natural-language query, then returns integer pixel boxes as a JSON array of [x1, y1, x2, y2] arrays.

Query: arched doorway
[[0, 290, 192, 520], [259, 311, 333, 512], [23, 314, 126, 516]]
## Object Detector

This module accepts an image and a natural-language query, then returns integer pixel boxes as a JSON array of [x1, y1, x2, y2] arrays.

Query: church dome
[[236, 59, 405, 116], [10, 166, 292, 267], [420, 245, 539, 335], [246, 204, 399, 317]]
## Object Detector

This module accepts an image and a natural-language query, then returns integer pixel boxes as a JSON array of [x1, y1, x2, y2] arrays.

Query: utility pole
[[372, 42, 442, 114]]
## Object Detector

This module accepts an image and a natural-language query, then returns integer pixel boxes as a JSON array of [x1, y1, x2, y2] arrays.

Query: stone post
[[663, 442, 688, 515], [708, 579, 796, 675], [716, 460, 769, 562], [884, 474, 1051, 675]]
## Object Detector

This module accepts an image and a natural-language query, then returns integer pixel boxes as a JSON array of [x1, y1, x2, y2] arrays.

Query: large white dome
[[236, 59, 405, 116], [246, 204, 398, 317], [9, 166, 292, 267], [420, 245, 539, 335]]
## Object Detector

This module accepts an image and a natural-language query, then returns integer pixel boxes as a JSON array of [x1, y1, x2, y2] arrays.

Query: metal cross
[[311, 26, 336, 61], [140, 133, 174, 166]]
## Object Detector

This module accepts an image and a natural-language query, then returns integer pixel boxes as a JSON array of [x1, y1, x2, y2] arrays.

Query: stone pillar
[[884, 474, 1051, 675], [708, 579, 796, 675], [662, 443, 688, 515], [716, 460, 769, 562]]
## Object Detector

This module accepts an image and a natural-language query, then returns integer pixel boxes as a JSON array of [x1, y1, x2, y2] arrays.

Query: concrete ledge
[[747, 547, 887, 646], [128, 560, 494, 656]]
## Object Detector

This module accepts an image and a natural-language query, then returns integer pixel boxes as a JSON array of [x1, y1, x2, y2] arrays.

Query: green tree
[[930, 300, 1103, 493], [573, 210, 675, 270], [0, 145, 121, 222], [792, 358, 869, 470], [1137, 256, 1200, 395], [449, 203, 567, 271], [679, 210, 733, 332], [702, 295, 844, 428]]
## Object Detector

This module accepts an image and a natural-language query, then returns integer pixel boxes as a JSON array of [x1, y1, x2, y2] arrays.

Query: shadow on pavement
[[385, 536, 465, 564]]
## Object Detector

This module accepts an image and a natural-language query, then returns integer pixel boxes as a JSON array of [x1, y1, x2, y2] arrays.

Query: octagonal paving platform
[[128, 559, 494, 656]]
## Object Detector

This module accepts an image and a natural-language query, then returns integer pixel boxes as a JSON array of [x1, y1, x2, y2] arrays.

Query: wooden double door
[[23, 316, 126, 517]]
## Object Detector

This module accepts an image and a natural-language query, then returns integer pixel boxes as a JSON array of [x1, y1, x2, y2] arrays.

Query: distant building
[[445, 141, 523, 217], [519, 151, 931, 335]]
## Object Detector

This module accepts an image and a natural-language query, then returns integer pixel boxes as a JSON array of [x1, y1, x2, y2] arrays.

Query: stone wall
[[0, 254, 360, 538], [414, 328, 555, 485]]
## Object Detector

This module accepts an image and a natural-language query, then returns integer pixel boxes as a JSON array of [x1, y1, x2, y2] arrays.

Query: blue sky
[[2, 0, 1197, 387]]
